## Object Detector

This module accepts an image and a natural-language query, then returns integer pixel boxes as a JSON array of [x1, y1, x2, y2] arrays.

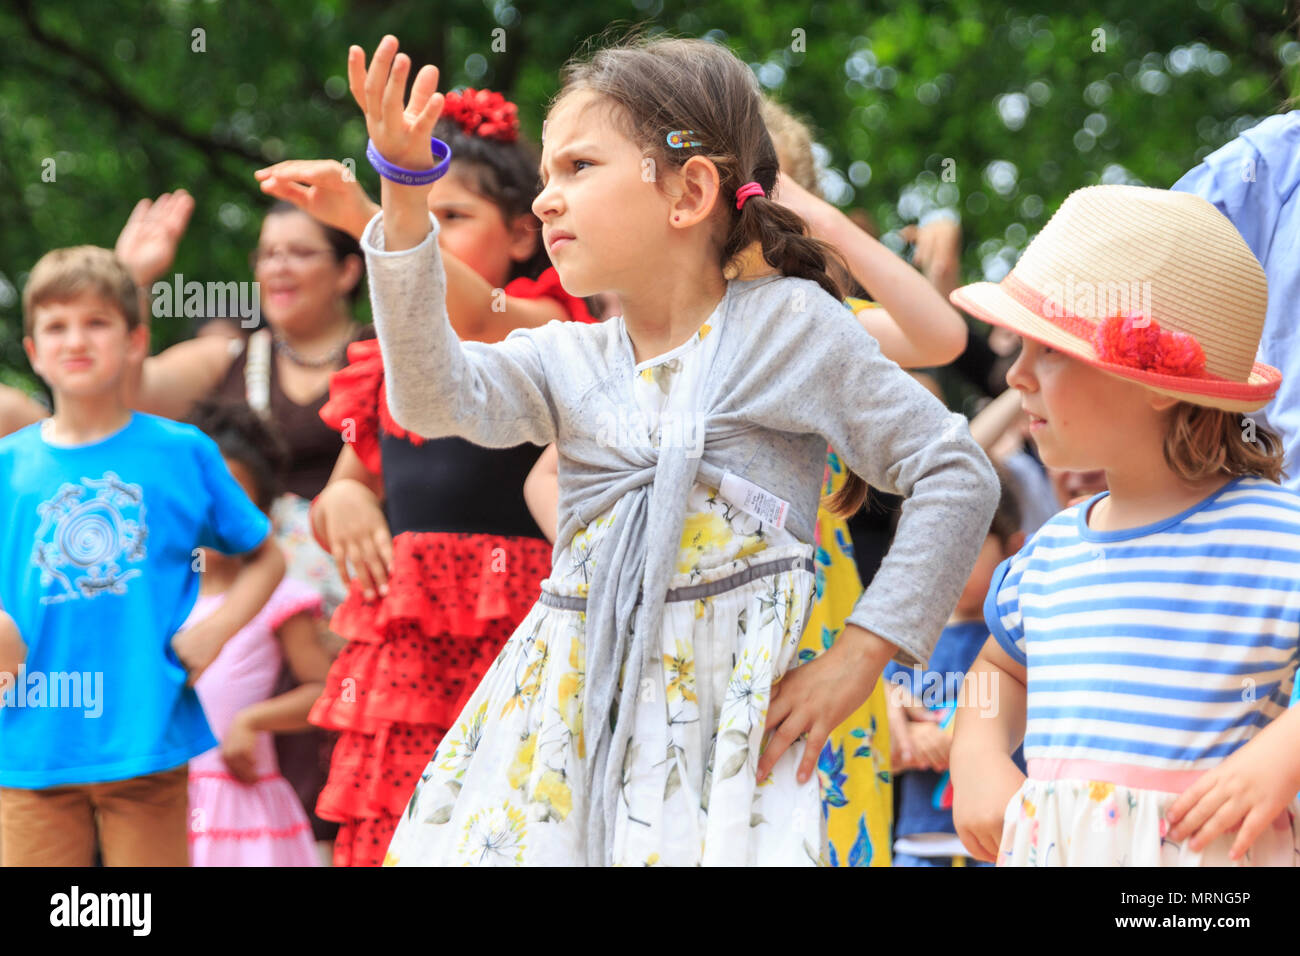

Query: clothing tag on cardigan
[[720, 472, 789, 530]]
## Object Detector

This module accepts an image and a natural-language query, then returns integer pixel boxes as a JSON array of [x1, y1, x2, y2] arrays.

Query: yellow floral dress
[[800, 449, 894, 867], [384, 313, 825, 866]]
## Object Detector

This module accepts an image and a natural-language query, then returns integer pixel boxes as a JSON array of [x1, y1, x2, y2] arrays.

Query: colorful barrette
[[666, 129, 703, 148]]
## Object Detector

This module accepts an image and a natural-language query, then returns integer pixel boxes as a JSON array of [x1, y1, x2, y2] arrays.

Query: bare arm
[[127, 334, 242, 420], [0, 385, 47, 436], [968, 387, 1024, 454], [313, 444, 393, 599], [172, 536, 286, 684], [950, 637, 1028, 861], [236, 611, 330, 734], [775, 171, 967, 368], [523, 444, 560, 544]]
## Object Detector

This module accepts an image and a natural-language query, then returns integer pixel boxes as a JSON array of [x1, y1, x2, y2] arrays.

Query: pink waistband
[[1027, 758, 1204, 793]]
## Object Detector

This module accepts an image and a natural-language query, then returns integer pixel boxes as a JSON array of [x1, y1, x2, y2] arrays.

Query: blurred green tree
[[1, 0, 1295, 394]]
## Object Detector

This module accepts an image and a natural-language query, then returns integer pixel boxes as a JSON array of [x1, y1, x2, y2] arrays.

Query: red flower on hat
[[442, 88, 519, 143], [1093, 313, 1207, 377]]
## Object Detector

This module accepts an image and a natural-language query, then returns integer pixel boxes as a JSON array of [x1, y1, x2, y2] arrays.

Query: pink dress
[[186, 577, 323, 866]]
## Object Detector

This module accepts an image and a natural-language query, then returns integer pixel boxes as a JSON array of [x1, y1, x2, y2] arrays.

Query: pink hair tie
[[735, 181, 765, 210]]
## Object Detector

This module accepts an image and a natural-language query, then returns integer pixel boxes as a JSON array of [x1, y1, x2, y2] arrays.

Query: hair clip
[[666, 130, 703, 149]]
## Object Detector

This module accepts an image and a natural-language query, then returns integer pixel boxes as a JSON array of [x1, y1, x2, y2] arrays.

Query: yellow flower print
[[734, 533, 767, 561], [507, 732, 538, 791], [531, 768, 573, 821], [557, 634, 586, 758], [639, 367, 655, 383], [678, 510, 737, 573], [437, 701, 488, 775], [1088, 781, 1115, 803], [382, 850, 399, 867], [697, 323, 712, 340], [664, 638, 697, 703], [500, 638, 548, 719], [457, 801, 528, 866]]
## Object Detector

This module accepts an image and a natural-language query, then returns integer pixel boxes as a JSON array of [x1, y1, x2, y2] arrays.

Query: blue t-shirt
[[1173, 112, 1300, 490], [0, 413, 271, 788], [885, 619, 1026, 839]]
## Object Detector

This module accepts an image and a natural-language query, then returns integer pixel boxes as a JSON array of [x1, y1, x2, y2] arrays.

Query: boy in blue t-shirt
[[0, 246, 284, 866], [884, 471, 1027, 866]]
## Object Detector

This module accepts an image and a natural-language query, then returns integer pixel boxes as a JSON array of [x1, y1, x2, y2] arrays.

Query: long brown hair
[[556, 35, 869, 515]]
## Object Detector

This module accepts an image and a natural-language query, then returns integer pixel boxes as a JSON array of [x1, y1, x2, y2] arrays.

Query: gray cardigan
[[361, 212, 1000, 864]]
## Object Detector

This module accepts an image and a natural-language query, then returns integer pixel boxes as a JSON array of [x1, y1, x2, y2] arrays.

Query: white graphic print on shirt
[[32, 472, 148, 604]]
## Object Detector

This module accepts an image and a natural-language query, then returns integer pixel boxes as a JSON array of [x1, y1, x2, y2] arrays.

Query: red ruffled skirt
[[309, 530, 552, 866]]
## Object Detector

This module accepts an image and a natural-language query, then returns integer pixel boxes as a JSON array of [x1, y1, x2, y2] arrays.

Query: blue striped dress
[[985, 475, 1300, 866]]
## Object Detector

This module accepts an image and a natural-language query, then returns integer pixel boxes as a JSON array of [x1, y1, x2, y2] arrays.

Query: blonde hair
[[760, 97, 822, 198], [1164, 402, 1285, 484], [23, 246, 140, 337]]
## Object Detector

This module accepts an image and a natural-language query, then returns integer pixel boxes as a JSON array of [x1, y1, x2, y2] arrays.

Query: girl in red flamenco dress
[[258, 88, 595, 865]]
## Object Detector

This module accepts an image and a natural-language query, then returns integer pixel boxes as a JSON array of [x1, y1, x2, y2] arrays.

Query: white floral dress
[[384, 315, 825, 866]]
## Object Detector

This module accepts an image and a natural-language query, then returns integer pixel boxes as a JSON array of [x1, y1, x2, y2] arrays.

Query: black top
[[380, 433, 548, 539]]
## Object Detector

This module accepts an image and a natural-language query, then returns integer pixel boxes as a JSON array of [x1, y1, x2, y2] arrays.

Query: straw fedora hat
[[950, 184, 1281, 413]]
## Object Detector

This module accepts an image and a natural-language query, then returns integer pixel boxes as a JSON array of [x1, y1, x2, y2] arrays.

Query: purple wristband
[[365, 136, 452, 186]]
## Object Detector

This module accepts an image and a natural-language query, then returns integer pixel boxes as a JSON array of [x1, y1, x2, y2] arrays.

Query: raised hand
[[254, 160, 379, 240], [114, 189, 195, 287], [347, 36, 444, 171]]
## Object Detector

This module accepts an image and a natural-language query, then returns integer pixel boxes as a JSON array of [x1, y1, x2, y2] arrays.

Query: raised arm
[[350, 37, 557, 447], [774, 172, 967, 367]]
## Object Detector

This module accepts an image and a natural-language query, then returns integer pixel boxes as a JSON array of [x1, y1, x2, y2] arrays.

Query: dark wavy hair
[[555, 34, 868, 514], [185, 397, 290, 512]]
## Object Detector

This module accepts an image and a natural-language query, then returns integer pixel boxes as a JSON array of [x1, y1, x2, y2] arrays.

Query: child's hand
[[114, 190, 195, 287], [347, 36, 445, 172], [886, 688, 945, 769], [903, 720, 951, 772], [1165, 720, 1300, 860], [170, 618, 232, 686], [317, 479, 393, 600], [951, 751, 1024, 863], [254, 160, 379, 240], [0, 612, 27, 701], [757, 624, 891, 785], [221, 711, 261, 784]]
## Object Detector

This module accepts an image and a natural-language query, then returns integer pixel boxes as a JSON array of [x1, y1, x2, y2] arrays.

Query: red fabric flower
[[1092, 313, 1207, 377], [442, 88, 519, 143]]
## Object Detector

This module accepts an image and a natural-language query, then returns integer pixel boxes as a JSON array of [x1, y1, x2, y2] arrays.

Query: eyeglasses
[[249, 245, 335, 270]]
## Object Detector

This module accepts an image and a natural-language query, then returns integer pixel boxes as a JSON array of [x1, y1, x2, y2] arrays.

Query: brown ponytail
[[557, 34, 868, 517]]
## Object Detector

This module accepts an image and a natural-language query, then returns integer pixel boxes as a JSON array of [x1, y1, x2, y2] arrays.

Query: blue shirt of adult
[[1172, 111, 1300, 490]]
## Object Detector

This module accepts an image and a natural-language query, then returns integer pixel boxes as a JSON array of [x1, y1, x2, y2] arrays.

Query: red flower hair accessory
[[442, 88, 519, 143], [1092, 313, 1207, 377]]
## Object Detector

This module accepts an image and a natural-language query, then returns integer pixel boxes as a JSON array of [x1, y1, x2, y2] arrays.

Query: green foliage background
[[1, 0, 1297, 392]]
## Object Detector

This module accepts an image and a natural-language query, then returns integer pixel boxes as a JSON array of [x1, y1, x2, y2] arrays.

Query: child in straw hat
[[948, 184, 1300, 866]]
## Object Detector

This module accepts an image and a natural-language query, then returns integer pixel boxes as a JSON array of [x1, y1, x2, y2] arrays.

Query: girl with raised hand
[[354, 33, 997, 866], [278, 89, 594, 867]]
